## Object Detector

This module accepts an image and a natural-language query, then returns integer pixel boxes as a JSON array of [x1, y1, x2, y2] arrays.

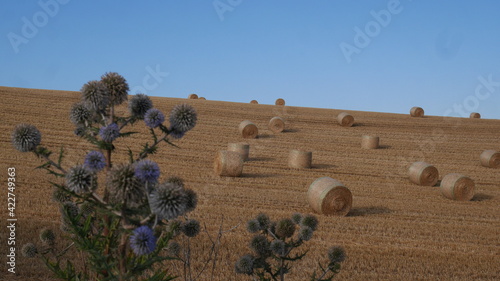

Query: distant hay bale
[[470, 112, 481, 118], [410, 107, 424, 117], [361, 135, 379, 149], [227, 143, 250, 161], [238, 120, 258, 139], [213, 151, 243, 177], [440, 173, 475, 201], [408, 162, 439, 186], [250, 100, 258, 104], [275, 98, 285, 106], [288, 149, 312, 169], [480, 150, 500, 168], [269, 117, 285, 133], [199, 97, 206, 100], [337, 112, 354, 127], [188, 93, 198, 99], [307, 177, 352, 216]]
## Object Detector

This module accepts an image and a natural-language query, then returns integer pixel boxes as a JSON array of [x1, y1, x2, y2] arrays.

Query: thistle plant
[[235, 213, 346, 281], [13, 72, 198, 280]]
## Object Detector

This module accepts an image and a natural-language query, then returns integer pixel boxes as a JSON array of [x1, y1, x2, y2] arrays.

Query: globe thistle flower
[[149, 182, 188, 220], [250, 235, 270, 257], [328, 246, 346, 264], [256, 213, 271, 230], [99, 123, 120, 143], [144, 108, 165, 128], [107, 164, 145, 207], [166, 240, 181, 256], [169, 104, 197, 133], [84, 150, 106, 172], [298, 226, 313, 241], [101, 72, 129, 106], [129, 225, 157, 256], [69, 102, 92, 125], [184, 188, 197, 213], [128, 94, 153, 119], [166, 176, 184, 188], [134, 159, 160, 183], [181, 219, 200, 238], [11, 123, 42, 152], [270, 239, 286, 257], [74, 126, 86, 137], [65, 165, 95, 194], [300, 214, 318, 231], [39, 228, 56, 246], [291, 213, 303, 224], [168, 127, 185, 139], [246, 219, 260, 233], [21, 243, 38, 258], [80, 80, 109, 111], [275, 218, 295, 239], [235, 254, 255, 275]]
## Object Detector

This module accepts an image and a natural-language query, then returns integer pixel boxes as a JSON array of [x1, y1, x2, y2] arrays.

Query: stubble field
[[0, 86, 499, 280]]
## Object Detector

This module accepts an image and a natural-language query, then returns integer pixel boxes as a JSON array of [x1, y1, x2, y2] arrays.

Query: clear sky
[[2, 1, 499, 118]]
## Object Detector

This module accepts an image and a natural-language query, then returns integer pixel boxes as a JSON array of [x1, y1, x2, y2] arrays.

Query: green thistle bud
[[250, 235, 270, 257], [246, 219, 260, 233], [21, 243, 38, 258], [101, 72, 129, 106], [107, 164, 145, 208], [298, 226, 313, 241], [291, 213, 303, 224], [166, 176, 184, 189], [275, 218, 295, 239], [235, 254, 255, 275], [40, 228, 56, 246], [79, 201, 95, 217], [166, 219, 182, 237], [184, 188, 197, 213], [255, 213, 270, 230], [181, 219, 200, 238], [328, 246, 346, 264], [300, 214, 318, 231], [166, 240, 181, 256], [270, 239, 286, 256], [51, 188, 71, 203]]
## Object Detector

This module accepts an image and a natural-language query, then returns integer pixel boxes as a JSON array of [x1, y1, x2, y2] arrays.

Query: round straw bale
[[410, 106, 424, 117], [440, 173, 475, 201], [269, 117, 285, 133], [275, 98, 285, 106], [307, 177, 352, 216], [213, 151, 243, 177], [337, 112, 354, 127], [480, 150, 500, 168], [408, 162, 439, 186], [199, 97, 206, 100], [188, 93, 198, 99], [238, 120, 258, 139], [469, 112, 481, 118], [361, 135, 379, 149], [250, 100, 258, 104], [288, 149, 312, 169], [227, 143, 250, 161]]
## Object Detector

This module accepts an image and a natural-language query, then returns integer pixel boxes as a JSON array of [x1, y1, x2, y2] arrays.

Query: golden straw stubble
[[307, 177, 352, 216], [213, 151, 243, 177], [410, 106, 424, 117], [337, 112, 354, 127], [188, 93, 198, 99], [288, 149, 312, 169], [470, 112, 481, 118], [440, 173, 475, 201], [275, 98, 285, 106], [227, 143, 250, 161], [408, 162, 439, 186], [361, 135, 379, 149], [238, 120, 258, 139], [269, 117, 285, 133], [480, 150, 500, 168]]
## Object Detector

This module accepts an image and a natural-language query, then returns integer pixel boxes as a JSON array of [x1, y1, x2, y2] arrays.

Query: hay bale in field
[[307, 177, 352, 216], [227, 143, 250, 161], [469, 112, 481, 118], [480, 150, 500, 168], [288, 149, 312, 169], [337, 112, 354, 127], [250, 100, 258, 104], [188, 93, 198, 99], [361, 135, 379, 149], [410, 106, 424, 117], [275, 98, 285, 106], [214, 151, 243, 177], [408, 162, 439, 186], [440, 173, 475, 201], [269, 117, 285, 133], [199, 97, 206, 100], [238, 120, 258, 139]]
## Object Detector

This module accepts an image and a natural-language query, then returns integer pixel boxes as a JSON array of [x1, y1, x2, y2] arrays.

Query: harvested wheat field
[[0, 86, 499, 280]]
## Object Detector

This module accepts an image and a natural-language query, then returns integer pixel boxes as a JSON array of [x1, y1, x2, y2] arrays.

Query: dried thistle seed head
[[39, 228, 56, 245], [328, 246, 346, 264], [300, 214, 318, 231], [69, 102, 92, 125], [166, 240, 181, 256], [184, 188, 197, 213], [250, 235, 270, 257], [298, 226, 313, 241], [275, 218, 295, 239], [129, 225, 157, 256], [80, 80, 109, 111], [134, 159, 160, 183], [65, 165, 95, 194], [181, 219, 200, 237], [235, 254, 255, 275], [166, 176, 184, 189], [169, 103, 197, 133], [101, 72, 129, 106], [21, 243, 38, 258], [107, 164, 145, 207], [149, 182, 188, 220], [128, 93, 153, 119], [11, 123, 42, 152], [270, 239, 286, 256], [291, 213, 303, 224], [144, 108, 165, 129], [255, 213, 271, 230], [246, 219, 260, 233], [84, 150, 106, 172], [99, 123, 120, 143]]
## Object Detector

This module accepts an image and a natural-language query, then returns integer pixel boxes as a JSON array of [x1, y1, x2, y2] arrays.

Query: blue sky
[[2, 1, 499, 118]]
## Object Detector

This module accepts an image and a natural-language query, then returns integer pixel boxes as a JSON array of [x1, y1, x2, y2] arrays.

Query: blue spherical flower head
[[144, 108, 165, 128], [169, 104, 197, 133], [84, 151, 106, 172], [168, 126, 185, 139], [99, 123, 120, 142], [134, 159, 160, 183], [11, 123, 42, 152], [129, 225, 157, 256]]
